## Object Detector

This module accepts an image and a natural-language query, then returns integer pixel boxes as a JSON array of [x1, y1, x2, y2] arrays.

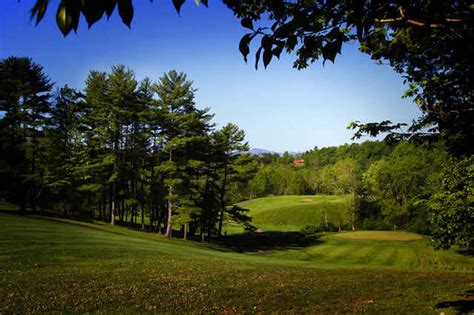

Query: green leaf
[[56, 1, 74, 36], [272, 40, 285, 59], [239, 34, 252, 63], [255, 46, 263, 70], [30, 0, 49, 26], [105, 0, 117, 18], [82, 1, 105, 28], [173, 0, 186, 14], [118, 0, 133, 28], [241, 18, 253, 30], [274, 20, 294, 38], [322, 41, 339, 64], [261, 35, 272, 50], [263, 47, 273, 68], [286, 35, 297, 52], [70, 1, 81, 32]]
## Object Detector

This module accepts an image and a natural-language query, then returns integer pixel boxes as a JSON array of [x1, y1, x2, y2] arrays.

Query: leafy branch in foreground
[[27, 1, 474, 156]]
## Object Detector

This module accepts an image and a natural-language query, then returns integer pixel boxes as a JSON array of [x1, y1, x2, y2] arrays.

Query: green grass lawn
[[235, 195, 350, 232], [0, 212, 473, 313], [0, 200, 20, 212]]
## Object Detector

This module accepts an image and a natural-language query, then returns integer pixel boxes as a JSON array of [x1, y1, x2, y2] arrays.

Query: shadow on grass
[[436, 289, 474, 314], [456, 249, 473, 257], [208, 231, 324, 253]]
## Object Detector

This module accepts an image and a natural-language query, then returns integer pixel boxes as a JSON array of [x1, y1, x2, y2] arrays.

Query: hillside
[[239, 195, 350, 232], [1, 212, 472, 313]]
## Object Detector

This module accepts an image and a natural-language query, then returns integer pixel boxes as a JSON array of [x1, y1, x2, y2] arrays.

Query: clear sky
[[0, 0, 422, 153]]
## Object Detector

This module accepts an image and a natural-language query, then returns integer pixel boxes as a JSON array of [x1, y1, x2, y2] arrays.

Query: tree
[[364, 142, 446, 229], [0, 56, 53, 212], [154, 70, 213, 237], [430, 157, 473, 250], [320, 158, 361, 230], [228, 0, 473, 156], [42, 85, 83, 214], [28, 0, 474, 156], [213, 123, 249, 236], [26, 0, 473, 246]]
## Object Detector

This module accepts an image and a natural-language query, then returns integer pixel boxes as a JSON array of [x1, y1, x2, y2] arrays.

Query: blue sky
[[0, 0, 422, 152]]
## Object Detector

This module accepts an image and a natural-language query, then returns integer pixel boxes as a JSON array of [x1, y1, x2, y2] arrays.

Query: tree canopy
[[9, 1, 474, 249], [27, 0, 474, 156]]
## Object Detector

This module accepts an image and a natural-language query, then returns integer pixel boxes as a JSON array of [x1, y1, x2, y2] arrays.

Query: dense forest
[[0, 56, 472, 248], [0, 56, 257, 239], [249, 141, 448, 235]]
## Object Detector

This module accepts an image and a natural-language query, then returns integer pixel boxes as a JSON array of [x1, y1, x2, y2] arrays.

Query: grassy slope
[[239, 195, 349, 231], [0, 212, 473, 313], [335, 231, 423, 241]]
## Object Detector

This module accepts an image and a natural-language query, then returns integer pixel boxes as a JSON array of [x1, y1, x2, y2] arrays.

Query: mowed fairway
[[0, 212, 473, 314], [335, 230, 423, 241], [267, 232, 472, 272], [240, 195, 349, 231]]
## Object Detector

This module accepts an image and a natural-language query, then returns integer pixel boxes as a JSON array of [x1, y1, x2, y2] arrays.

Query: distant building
[[292, 159, 305, 167]]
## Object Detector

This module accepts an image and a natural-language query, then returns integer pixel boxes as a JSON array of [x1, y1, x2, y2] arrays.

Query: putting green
[[334, 231, 423, 241]]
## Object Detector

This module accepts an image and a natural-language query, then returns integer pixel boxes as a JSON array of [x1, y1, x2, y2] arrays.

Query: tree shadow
[[208, 231, 325, 253], [436, 289, 474, 314], [455, 249, 473, 257]]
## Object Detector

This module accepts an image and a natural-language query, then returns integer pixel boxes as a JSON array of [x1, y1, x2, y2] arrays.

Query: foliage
[[364, 142, 447, 229], [299, 223, 337, 235], [27, 0, 474, 155], [0, 56, 53, 212], [430, 156, 474, 250], [0, 57, 258, 239], [245, 141, 452, 235], [227, 0, 474, 155], [22, 0, 474, 247], [300, 224, 320, 235]]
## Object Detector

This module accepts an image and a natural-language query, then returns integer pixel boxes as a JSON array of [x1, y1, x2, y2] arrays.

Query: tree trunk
[[111, 196, 116, 225], [141, 205, 145, 230], [183, 223, 188, 240], [351, 191, 356, 231], [165, 149, 173, 237], [352, 212, 355, 231], [218, 161, 228, 237], [141, 161, 145, 230]]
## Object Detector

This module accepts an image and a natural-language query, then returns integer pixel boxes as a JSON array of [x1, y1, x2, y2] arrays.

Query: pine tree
[[42, 85, 83, 214], [0, 56, 53, 212], [154, 70, 213, 237], [213, 123, 249, 236]]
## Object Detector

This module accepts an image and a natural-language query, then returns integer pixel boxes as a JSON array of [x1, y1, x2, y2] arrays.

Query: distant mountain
[[248, 148, 281, 156]]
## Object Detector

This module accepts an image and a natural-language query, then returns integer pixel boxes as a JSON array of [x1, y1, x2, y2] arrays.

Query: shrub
[[300, 225, 320, 235]]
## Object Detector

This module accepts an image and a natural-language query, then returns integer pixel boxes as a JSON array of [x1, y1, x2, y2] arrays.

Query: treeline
[[0, 56, 257, 239], [1, 56, 471, 248], [249, 141, 451, 234]]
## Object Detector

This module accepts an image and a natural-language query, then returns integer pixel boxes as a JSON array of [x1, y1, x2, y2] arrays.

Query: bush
[[359, 217, 391, 231], [319, 222, 338, 232], [300, 225, 320, 235]]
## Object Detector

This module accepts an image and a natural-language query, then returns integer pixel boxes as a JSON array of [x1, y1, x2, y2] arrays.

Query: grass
[[0, 211, 473, 313], [237, 195, 350, 232], [0, 200, 20, 212], [335, 230, 424, 241]]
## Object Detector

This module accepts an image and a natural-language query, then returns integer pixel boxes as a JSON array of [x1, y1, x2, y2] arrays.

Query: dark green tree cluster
[[248, 141, 455, 237], [429, 157, 473, 250], [0, 56, 256, 239], [25, 0, 474, 249]]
